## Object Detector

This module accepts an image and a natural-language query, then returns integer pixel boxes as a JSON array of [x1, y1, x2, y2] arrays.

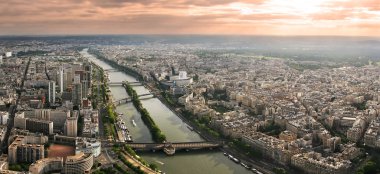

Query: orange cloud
[[0, 0, 379, 36]]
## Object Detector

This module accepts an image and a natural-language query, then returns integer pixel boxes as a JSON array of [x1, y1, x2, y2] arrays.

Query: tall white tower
[[59, 67, 64, 93], [48, 81, 56, 104]]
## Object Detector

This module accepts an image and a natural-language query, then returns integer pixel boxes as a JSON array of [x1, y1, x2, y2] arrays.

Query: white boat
[[155, 160, 164, 165], [132, 119, 137, 126], [187, 125, 193, 131], [125, 134, 133, 142]]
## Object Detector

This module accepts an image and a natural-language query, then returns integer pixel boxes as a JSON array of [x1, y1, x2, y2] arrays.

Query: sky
[[0, 0, 380, 36]]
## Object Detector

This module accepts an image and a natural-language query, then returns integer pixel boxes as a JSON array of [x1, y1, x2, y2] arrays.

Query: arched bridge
[[104, 69, 120, 72], [113, 93, 154, 105], [123, 141, 224, 155]]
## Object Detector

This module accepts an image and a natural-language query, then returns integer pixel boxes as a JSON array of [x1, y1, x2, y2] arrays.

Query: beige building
[[8, 136, 45, 164], [291, 152, 351, 174], [64, 152, 93, 174], [279, 131, 297, 142], [29, 157, 63, 174], [65, 116, 77, 137]]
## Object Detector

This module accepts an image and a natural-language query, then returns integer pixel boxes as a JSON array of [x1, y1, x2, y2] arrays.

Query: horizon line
[[0, 33, 380, 38]]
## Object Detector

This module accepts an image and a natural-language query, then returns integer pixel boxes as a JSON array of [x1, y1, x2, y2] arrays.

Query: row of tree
[[123, 82, 166, 143]]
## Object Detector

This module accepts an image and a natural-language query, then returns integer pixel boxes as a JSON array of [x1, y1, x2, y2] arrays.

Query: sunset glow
[[0, 0, 379, 36]]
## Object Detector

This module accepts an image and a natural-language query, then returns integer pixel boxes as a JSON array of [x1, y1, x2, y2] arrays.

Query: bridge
[[123, 141, 224, 155], [113, 93, 154, 105], [108, 81, 142, 86], [104, 69, 120, 72]]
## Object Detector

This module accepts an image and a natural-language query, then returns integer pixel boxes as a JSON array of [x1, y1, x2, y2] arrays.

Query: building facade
[[64, 152, 93, 174]]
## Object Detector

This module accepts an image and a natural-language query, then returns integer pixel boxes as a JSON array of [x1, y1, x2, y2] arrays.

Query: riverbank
[[90, 63, 118, 140]]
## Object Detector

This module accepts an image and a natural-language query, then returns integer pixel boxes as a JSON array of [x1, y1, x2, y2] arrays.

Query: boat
[[155, 160, 165, 165], [187, 125, 193, 131], [223, 153, 228, 156], [241, 162, 250, 169], [126, 134, 133, 142], [232, 158, 240, 163], [132, 119, 137, 126]]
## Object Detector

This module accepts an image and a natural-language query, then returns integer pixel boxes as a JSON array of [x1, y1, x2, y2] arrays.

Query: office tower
[[48, 81, 56, 104], [72, 83, 82, 107], [59, 67, 64, 93], [26, 119, 54, 135]]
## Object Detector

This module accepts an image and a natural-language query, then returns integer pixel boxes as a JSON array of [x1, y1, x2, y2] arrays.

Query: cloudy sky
[[0, 0, 379, 36]]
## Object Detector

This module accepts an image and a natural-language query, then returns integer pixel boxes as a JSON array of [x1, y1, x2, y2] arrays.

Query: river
[[81, 48, 250, 174]]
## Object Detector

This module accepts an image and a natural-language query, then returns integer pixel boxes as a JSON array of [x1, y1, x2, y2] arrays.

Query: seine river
[[81, 48, 250, 174]]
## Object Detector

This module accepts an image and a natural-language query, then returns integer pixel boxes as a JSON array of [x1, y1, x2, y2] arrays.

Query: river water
[[81, 48, 250, 174]]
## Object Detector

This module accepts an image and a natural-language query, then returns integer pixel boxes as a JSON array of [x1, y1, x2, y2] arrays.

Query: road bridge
[[104, 69, 120, 72], [108, 81, 142, 86], [112, 93, 154, 105], [122, 141, 223, 155]]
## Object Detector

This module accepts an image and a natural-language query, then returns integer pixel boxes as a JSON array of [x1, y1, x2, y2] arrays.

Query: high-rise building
[[65, 116, 78, 137], [26, 119, 54, 135], [72, 83, 82, 107], [59, 67, 64, 93], [50, 110, 70, 132], [84, 62, 92, 87], [8, 136, 45, 164], [48, 81, 56, 104], [35, 109, 51, 120]]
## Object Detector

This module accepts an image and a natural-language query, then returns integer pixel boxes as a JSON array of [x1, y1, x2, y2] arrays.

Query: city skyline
[[1, 0, 380, 36]]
